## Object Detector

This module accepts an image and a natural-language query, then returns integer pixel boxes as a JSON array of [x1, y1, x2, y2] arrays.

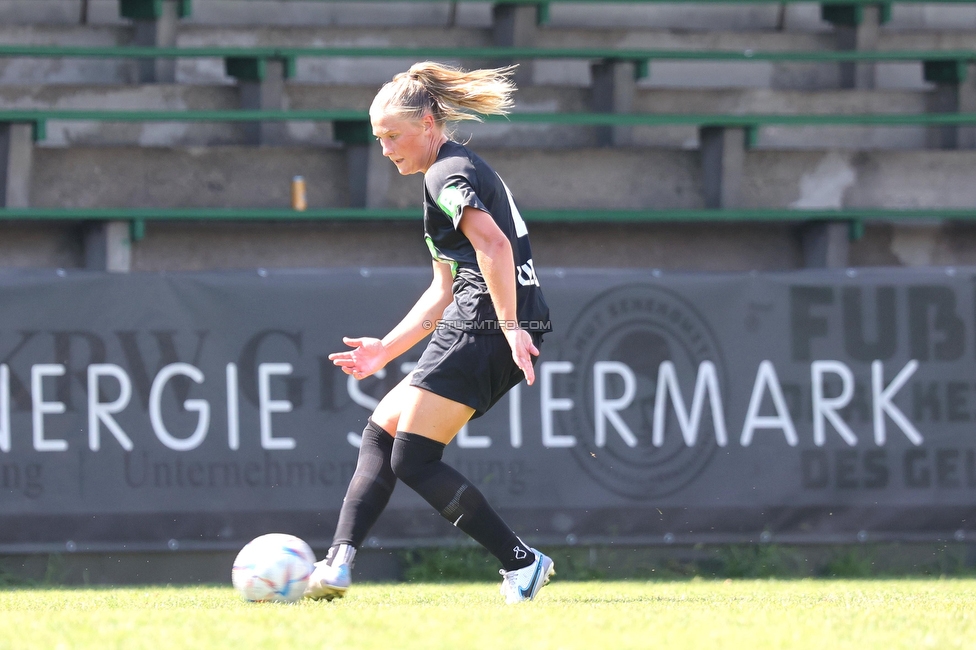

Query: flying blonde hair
[[370, 61, 517, 126]]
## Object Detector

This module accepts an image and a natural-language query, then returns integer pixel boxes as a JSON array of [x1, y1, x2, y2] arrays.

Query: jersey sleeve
[[425, 157, 489, 229]]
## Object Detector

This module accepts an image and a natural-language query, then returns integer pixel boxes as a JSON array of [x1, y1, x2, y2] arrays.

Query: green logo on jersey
[[436, 186, 465, 222]]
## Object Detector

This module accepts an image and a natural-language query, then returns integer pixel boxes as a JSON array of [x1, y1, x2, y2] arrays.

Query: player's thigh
[[397, 386, 475, 445], [370, 372, 417, 434]]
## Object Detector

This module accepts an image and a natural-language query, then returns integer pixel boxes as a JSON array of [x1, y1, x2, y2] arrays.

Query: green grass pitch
[[1, 579, 974, 650]]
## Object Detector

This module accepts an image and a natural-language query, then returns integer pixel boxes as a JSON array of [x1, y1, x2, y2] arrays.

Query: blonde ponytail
[[370, 62, 517, 125]]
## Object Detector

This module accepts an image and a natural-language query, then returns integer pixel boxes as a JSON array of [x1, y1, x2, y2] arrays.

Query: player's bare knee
[[370, 410, 399, 436], [370, 394, 402, 434]]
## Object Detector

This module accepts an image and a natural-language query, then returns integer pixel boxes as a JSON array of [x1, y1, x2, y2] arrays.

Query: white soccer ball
[[232, 533, 316, 603]]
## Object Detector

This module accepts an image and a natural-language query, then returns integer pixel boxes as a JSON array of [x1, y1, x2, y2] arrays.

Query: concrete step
[[1, 83, 947, 149], [28, 144, 976, 210], [3, 24, 975, 89], [5, 212, 972, 272], [2, 1, 975, 32]]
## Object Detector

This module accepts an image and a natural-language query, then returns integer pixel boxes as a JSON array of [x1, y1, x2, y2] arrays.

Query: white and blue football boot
[[498, 548, 555, 604], [304, 544, 355, 601]]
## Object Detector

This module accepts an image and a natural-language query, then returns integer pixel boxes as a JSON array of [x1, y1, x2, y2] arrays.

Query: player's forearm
[[476, 239, 519, 329], [380, 286, 452, 361]]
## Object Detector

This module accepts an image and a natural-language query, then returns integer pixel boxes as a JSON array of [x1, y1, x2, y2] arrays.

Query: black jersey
[[423, 141, 551, 334]]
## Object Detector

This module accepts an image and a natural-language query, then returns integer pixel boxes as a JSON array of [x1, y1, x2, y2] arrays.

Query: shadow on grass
[[4, 543, 974, 588], [0, 554, 69, 588], [398, 543, 976, 583]]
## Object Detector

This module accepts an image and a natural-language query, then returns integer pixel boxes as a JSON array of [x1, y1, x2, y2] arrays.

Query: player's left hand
[[504, 328, 540, 386], [329, 336, 387, 380]]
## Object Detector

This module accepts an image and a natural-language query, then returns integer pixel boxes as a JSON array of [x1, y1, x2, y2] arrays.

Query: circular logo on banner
[[556, 283, 728, 500]]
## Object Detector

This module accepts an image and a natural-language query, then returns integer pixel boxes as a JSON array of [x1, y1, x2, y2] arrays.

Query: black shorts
[[409, 327, 544, 419]]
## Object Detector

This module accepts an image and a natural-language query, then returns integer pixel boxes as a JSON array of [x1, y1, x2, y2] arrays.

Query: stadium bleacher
[[0, 0, 974, 272]]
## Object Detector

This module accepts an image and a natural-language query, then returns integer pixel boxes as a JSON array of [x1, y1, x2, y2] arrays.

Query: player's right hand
[[504, 328, 539, 386], [329, 337, 387, 380]]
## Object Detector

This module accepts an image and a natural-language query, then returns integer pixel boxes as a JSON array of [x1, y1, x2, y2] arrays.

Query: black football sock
[[331, 418, 397, 550], [391, 431, 534, 572]]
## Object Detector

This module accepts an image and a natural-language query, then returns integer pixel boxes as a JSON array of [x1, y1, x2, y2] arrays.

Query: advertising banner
[[0, 267, 973, 552]]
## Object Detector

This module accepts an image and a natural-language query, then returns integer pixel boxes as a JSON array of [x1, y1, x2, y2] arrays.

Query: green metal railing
[[0, 207, 972, 242], [8, 206, 976, 222], [4, 109, 974, 145], [3, 45, 973, 67], [2, 45, 974, 63], [3, 44, 971, 84], [6, 108, 976, 124]]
